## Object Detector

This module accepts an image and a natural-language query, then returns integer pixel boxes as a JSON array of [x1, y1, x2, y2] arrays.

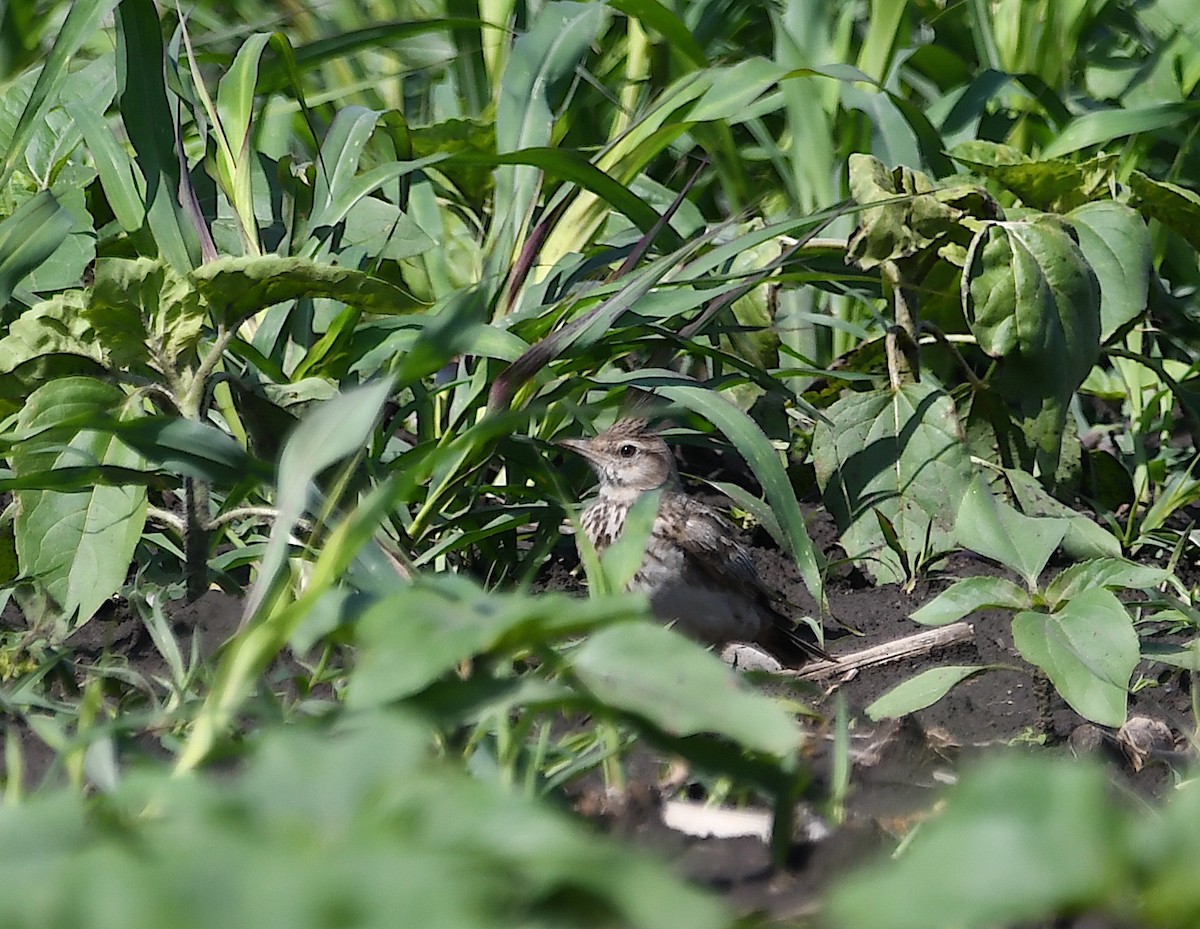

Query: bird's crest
[[602, 417, 657, 439]]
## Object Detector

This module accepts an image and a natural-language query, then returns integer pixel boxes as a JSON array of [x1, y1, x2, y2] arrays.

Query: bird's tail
[[761, 614, 833, 668]]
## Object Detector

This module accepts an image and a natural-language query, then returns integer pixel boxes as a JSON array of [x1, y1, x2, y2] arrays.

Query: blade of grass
[[0, 0, 119, 191]]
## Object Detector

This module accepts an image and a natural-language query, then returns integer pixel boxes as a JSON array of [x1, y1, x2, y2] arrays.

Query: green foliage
[[0, 712, 730, 929], [10, 376, 147, 629], [813, 381, 973, 585], [830, 753, 1200, 929], [890, 479, 1170, 726], [0, 1, 1198, 926]]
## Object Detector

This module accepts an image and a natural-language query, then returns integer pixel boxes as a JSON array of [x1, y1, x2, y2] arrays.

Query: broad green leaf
[[963, 217, 1100, 371], [340, 196, 435, 262], [348, 578, 647, 709], [910, 575, 1032, 626], [100, 415, 260, 485], [813, 382, 974, 586], [571, 622, 803, 757], [866, 666, 989, 720], [1044, 558, 1169, 607], [954, 476, 1066, 588], [1002, 467, 1121, 560], [1067, 202, 1150, 342], [953, 150, 1116, 214], [190, 255, 425, 323], [0, 713, 729, 929], [90, 257, 205, 371], [21, 180, 94, 299], [0, 353, 108, 417], [1127, 171, 1200, 252], [0, 189, 74, 308], [0, 291, 103, 371], [10, 377, 147, 626], [962, 217, 1100, 475], [826, 755, 1124, 929], [845, 152, 995, 270], [1011, 588, 1138, 727]]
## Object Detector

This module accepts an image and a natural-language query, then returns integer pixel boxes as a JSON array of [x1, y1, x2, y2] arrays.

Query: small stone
[[1068, 723, 1105, 757]]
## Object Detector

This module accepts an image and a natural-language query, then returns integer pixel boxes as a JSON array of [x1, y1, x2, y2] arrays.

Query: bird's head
[[558, 419, 679, 497]]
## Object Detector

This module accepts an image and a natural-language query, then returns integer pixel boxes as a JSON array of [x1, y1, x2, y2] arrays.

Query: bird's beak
[[556, 437, 600, 464]]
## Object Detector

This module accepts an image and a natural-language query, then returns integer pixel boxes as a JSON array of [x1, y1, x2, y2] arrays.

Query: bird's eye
[[618, 443, 637, 458]]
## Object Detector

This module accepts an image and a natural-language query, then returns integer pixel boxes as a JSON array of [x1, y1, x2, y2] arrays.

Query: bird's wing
[[659, 494, 771, 595], [661, 494, 831, 663]]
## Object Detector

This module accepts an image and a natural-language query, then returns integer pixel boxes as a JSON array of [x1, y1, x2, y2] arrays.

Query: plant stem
[[183, 476, 210, 601]]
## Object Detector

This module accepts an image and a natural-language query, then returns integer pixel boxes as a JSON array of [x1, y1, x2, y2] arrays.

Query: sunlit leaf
[[571, 622, 804, 757], [1011, 587, 1138, 727], [814, 382, 974, 585], [866, 665, 989, 720]]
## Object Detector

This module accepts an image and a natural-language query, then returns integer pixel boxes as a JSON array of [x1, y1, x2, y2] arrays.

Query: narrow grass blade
[[0, 0, 118, 190]]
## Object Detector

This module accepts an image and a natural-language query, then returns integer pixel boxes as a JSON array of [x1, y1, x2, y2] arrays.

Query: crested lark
[[559, 418, 826, 667]]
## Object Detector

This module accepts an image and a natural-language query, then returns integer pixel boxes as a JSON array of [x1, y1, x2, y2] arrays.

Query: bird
[[558, 418, 828, 667]]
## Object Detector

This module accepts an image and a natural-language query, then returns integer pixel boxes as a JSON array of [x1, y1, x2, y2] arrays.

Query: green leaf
[[100, 416, 261, 485], [910, 575, 1032, 626], [190, 255, 426, 323], [0, 189, 75, 308], [953, 150, 1116, 214], [242, 379, 394, 622], [1141, 640, 1200, 672], [964, 218, 1100, 372], [348, 578, 647, 709], [487, 1, 609, 271], [866, 666, 989, 720], [1002, 467, 1121, 561], [962, 217, 1100, 474], [10, 377, 147, 625], [1127, 171, 1200, 252], [480, 147, 678, 246], [0, 291, 103, 372], [1044, 558, 1169, 607], [813, 382, 975, 585], [954, 476, 1066, 588], [599, 489, 661, 592], [1067, 202, 1150, 342], [845, 152, 996, 270], [214, 32, 273, 251], [0, 0, 119, 191], [571, 622, 803, 757], [62, 96, 145, 233], [826, 755, 1124, 929], [1041, 102, 1200, 159], [114, 0, 201, 271], [89, 257, 205, 371], [1011, 588, 1138, 727], [609, 0, 708, 68]]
